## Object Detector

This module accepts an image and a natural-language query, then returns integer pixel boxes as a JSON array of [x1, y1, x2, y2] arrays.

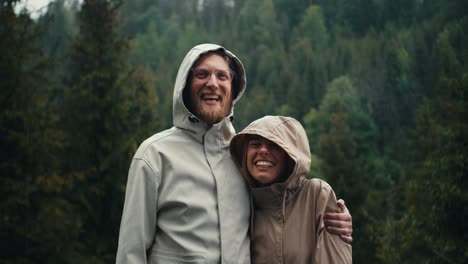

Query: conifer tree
[[399, 18, 468, 264], [305, 76, 379, 262], [63, 0, 157, 260], [0, 0, 75, 262], [288, 5, 329, 115]]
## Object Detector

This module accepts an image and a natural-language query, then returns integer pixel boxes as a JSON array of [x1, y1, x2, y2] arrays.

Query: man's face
[[246, 136, 288, 186], [189, 53, 233, 125]]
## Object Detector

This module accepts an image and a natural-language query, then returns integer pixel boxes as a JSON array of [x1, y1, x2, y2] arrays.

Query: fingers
[[337, 199, 347, 213], [323, 214, 353, 238], [325, 223, 354, 244], [324, 199, 353, 243], [325, 225, 353, 237], [323, 212, 352, 222], [340, 234, 353, 244], [323, 218, 352, 230]]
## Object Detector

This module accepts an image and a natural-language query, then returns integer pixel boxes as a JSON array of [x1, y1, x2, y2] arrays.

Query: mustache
[[200, 90, 223, 98]]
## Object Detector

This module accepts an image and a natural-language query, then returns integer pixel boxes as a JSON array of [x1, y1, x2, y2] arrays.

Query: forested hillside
[[1, 0, 467, 263]]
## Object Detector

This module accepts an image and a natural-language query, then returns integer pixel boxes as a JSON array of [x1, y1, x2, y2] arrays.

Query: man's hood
[[230, 115, 312, 189], [172, 43, 247, 130]]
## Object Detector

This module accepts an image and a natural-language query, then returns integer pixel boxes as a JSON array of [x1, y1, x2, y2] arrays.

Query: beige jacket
[[230, 116, 352, 263]]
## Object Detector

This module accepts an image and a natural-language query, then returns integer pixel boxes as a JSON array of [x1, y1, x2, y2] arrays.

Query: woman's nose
[[258, 144, 269, 154]]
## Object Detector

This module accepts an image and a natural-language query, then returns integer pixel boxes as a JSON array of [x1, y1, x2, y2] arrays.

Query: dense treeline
[[1, 0, 466, 263]]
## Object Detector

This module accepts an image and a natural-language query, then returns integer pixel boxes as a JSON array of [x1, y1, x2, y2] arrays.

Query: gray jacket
[[116, 44, 251, 264]]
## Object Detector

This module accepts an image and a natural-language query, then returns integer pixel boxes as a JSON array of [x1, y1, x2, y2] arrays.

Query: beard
[[192, 98, 232, 125]]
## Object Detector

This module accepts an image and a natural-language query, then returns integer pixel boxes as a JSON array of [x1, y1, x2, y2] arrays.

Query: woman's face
[[246, 136, 288, 186]]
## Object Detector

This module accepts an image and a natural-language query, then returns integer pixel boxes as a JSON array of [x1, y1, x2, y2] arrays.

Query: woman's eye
[[249, 141, 261, 147]]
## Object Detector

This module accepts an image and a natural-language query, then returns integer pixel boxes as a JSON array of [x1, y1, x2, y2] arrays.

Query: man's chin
[[196, 109, 227, 125]]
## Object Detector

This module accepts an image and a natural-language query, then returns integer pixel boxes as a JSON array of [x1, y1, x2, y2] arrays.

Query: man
[[116, 44, 352, 263]]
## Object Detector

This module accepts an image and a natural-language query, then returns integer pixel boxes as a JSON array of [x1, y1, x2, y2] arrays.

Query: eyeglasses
[[191, 68, 232, 82]]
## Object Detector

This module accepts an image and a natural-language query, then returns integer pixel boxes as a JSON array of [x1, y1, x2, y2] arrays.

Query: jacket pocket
[[149, 248, 206, 264]]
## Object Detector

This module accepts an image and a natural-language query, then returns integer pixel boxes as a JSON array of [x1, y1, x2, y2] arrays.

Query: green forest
[[1, 0, 467, 263]]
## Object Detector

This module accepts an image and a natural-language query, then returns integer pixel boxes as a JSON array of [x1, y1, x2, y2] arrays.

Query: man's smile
[[201, 93, 222, 105]]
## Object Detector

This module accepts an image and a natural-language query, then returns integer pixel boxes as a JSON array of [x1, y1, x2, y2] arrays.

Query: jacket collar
[[250, 167, 306, 209]]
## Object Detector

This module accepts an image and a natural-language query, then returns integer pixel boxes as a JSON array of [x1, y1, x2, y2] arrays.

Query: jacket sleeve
[[314, 180, 352, 264], [116, 158, 159, 264]]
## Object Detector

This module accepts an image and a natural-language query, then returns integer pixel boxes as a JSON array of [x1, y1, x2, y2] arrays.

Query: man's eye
[[217, 72, 229, 81], [194, 70, 209, 79]]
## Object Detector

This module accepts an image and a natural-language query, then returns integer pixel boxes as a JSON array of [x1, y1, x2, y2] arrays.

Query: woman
[[230, 115, 352, 263]]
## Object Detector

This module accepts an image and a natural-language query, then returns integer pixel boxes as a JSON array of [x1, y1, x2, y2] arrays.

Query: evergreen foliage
[[0, 0, 71, 262], [59, 0, 157, 261], [2, 0, 466, 262]]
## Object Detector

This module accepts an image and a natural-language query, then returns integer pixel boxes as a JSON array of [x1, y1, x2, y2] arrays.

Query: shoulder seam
[[133, 157, 161, 185], [138, 128, 179, 156]]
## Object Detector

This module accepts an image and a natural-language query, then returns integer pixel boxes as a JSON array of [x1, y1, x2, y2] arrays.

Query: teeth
[[256, 161, 273, 167], [202, 94, 219, 100]]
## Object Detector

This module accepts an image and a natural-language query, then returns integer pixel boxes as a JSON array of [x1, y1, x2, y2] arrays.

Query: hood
[[172, 43, 247, 130], [230, 115, 311, 189]]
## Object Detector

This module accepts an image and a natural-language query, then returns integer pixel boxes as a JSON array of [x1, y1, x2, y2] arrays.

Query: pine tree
[[400, 18, 468, 264], [288, 5, 329, 115], [62, 0, 157, 260], [0, 0, 75, 262], [305, 76, 379, 262]]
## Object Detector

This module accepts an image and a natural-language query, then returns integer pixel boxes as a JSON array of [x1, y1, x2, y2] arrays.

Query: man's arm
[[116, 158, 159, 264], [323, 199, 353, 244], [314, 184, 352, 263]]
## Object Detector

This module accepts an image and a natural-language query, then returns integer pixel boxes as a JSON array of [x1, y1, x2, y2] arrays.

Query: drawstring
[[282, 191, 287, 222], [250, 189, 255, 254], [281, 191, 286, 261]]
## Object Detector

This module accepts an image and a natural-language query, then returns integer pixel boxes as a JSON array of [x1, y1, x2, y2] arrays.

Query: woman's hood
[[172, 43, 247, 129], [230, 115, 311, 188]]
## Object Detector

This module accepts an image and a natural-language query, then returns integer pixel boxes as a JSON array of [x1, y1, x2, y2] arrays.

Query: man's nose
[[206, 73, 219, 88]]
